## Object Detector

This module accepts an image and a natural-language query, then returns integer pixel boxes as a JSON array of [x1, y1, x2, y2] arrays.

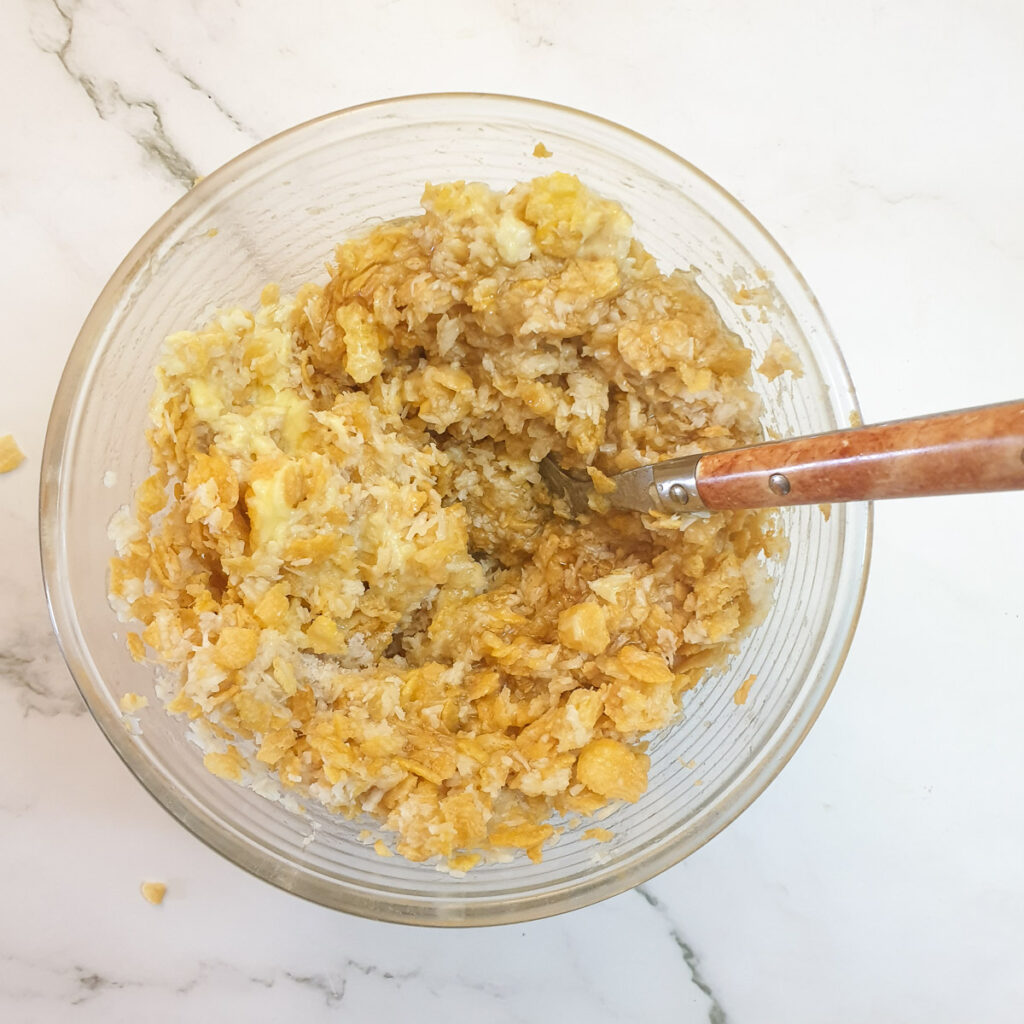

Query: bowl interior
[[41, 95, 869, 925]]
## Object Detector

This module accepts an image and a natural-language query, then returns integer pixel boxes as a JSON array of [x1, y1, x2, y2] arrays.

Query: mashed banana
[[109, 173, 779, 868]]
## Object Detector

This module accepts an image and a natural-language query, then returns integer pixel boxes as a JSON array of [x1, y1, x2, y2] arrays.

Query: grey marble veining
[[2, 0, 1024, 1020], [636, 886, 726, 1024], [0, 626, 85, 718], [30, 0, 200, 186], [148, 44, 258, 142]]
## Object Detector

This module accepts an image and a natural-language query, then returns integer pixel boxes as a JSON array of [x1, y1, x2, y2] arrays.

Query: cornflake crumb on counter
[[583, 827, 614, 843], [109, 173, 784, 870], [757, 336, 804, 381], [733, 673, 757, 706], [0, 435, 25, 473], [140, 881, 166, 905], [119, 692, 149, 713], [532, 142, 553, 158]]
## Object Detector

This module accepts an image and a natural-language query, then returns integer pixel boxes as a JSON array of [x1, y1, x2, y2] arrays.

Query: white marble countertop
[[3, 1, 1023, 1020]]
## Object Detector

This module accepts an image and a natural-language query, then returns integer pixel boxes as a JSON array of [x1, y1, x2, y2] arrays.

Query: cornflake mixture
[[109, 173, 781, 870]]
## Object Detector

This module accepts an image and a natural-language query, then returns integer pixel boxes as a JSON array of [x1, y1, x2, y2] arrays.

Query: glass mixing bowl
[[40, 94, 870, 926]]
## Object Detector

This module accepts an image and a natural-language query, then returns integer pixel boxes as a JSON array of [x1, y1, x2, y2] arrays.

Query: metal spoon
[[539, 400, 1024, 517]]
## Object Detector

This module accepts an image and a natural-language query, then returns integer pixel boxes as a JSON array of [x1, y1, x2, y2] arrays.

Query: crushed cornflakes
[[109, 174, 780, 868]]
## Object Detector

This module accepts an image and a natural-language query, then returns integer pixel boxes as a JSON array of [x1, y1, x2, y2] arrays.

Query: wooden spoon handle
[[695, 400, 1024, 509]]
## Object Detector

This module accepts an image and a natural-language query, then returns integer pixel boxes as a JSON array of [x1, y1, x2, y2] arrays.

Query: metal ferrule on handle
[[651, 454, 707, 513]]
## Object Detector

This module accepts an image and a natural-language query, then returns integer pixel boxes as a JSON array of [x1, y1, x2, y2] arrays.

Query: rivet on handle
[[768, 473, 791, 496], [668, 483, 690, 506]]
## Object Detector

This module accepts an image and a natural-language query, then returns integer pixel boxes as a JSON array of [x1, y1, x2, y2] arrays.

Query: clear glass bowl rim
[[39, 92, 872, 926]]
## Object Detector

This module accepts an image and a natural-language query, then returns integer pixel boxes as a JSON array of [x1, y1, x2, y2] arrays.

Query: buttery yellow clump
[[0, 434, 25, 473], [140, 881, 167, 905], [109, 174, 779, 868]]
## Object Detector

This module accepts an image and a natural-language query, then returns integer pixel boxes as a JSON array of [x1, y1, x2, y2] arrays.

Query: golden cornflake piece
[[616, 645, 674, 684], [119, 691, 149, 713], [488, 823, 555, 850], [336, 303, 384, 383], [757, 336, 804, 381], [140, 881, 166, 905], [733, 673, 757, 706], [271, 657, 298, 696], [0, 435, 25, 473], [125, 633, 146, 663], [576, 738, 649, 803], [583, 827, 614, 843], [213, 627, 259, 670], [557, 602, 610, 655], [556, 788, 608, 816], [304, 615, 346, 655], [203, 748, 245, 781], [166, 690, 199, 717], [253, 583, 289, 627], [447, 852, 482, 872], [135, 472, 167, 521], [373, 839, 393, 858], [395, 757, 446, 786], [586, 465, 616, 494], [532, 142, 553, 158], [256, 727, 296, 765]]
